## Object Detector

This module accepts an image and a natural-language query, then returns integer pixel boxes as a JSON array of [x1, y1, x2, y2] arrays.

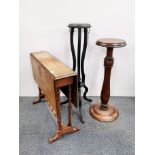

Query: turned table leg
[[48, 86, 80, 144], [48, 88, 62, 143], [68, 85, 72, 126]]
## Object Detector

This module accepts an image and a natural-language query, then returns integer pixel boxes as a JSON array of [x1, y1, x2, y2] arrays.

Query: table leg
[[56, 88, 62, 131], [48, 88, 62, 143], [48, 87, 80, 144], [68, 85, 72, 126]]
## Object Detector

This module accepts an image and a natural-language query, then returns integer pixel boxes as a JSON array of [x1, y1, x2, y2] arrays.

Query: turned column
[[89, 38, 127, 122], [100, 47, 113, 111]]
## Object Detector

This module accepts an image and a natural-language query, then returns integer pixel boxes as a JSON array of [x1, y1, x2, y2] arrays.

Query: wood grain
[[96, 38, 126, 48], [31, 55, 57, 112], [30, 51, 79, 143], [31, 51, 76, 79], [89, 38, 126, 122]]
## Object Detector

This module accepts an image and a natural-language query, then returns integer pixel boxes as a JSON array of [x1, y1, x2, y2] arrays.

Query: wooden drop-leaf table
[[30, 51, 80, 143]]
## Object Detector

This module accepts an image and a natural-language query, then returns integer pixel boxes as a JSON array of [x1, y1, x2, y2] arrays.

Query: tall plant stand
[[89, 38, 126, 122], [68, 23, 92, 123]]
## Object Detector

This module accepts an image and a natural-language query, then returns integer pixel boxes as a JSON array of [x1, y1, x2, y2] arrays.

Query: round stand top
[[96, 38, 127, 48], [68, 23, 91, 28]]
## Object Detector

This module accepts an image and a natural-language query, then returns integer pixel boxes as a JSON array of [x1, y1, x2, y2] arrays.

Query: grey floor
[[19, 96, 135, 155]]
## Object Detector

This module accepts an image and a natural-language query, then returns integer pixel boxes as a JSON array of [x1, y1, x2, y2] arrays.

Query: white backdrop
[[19, 0, 134, 96]]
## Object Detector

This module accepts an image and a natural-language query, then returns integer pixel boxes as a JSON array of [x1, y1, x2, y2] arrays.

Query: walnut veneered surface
[[96, 38, 127, 48]]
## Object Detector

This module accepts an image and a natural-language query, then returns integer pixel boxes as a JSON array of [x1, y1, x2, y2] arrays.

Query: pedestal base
[[89, 103, 119, 122]]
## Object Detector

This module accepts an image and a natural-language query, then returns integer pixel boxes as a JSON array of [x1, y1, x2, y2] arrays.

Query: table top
[[30, 51, 76, 79], [96, 38, 127, 48], [68, 23, 91, 28]]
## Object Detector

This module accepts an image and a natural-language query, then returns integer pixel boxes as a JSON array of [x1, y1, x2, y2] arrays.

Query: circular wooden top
[[96, 38, 127, 48], [68, 23, 91, 28]]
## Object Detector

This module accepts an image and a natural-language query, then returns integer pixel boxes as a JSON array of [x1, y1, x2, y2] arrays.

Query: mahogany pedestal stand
[[89, 38, 127, 122]]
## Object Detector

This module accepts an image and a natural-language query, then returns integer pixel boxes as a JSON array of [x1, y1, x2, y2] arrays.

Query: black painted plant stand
[[67, 23, 92, 123]]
